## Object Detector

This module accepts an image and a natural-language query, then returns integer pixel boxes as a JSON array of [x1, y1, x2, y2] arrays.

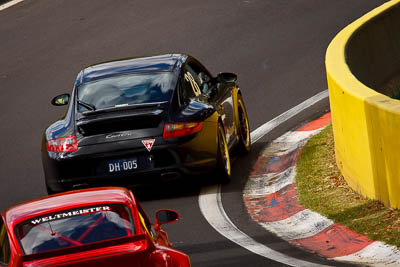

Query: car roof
[[3, 187, 136, 228], [77, 54, 187, 86]]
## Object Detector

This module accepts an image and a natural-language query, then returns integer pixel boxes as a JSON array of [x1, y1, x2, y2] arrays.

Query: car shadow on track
[[131, 146, 258, 202], [130, 142, 262, 202], [130, 177, 204, 202], [173, 238, 285, 267]]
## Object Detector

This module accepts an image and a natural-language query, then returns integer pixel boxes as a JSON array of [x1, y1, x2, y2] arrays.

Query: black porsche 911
[[41, 54, 250, 194]]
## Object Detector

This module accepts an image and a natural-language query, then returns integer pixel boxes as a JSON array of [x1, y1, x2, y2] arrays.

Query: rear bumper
[[51, 164, 215, 191], [42, 142, 217, 193], [42, 115, 219, 193]]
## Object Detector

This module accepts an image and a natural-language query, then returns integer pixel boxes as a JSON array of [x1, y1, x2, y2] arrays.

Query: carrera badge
[[142, 139, 155, 152]]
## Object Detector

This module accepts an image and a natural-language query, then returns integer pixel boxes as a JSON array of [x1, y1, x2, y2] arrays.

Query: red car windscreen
[[15, 204, 135, 255]]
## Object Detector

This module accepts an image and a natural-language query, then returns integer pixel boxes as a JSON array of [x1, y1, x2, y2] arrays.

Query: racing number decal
[[184, 72, 202, 97]]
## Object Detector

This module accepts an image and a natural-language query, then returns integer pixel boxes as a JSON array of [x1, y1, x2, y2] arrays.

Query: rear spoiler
[[77, 108, 164, 125], [80, 101, 168, 116], [21, 234, 147, 262]]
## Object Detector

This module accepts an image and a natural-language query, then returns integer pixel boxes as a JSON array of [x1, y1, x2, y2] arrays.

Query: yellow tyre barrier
[[326, 0, 400, 208]]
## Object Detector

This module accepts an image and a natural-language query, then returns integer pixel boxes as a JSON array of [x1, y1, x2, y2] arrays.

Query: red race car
[[0, 187, 190, 267]]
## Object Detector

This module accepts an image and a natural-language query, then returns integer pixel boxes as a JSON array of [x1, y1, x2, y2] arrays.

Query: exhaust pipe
[[72, 183, 89, 188]]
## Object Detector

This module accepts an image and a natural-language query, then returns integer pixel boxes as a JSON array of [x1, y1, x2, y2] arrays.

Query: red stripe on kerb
[[249, 149, 301, 178], [267, 149, 301, 173], [244, 184, 304, 222], [249, 155, 270, 177], [297, 112, 331, 131], [290, 224, 373, 258]]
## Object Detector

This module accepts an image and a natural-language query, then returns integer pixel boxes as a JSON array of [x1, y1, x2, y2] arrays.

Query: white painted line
[[244, 167, 296, 196], [333, 241, 400, 266], [250, 89, 329, 144], [260, 209, 334, 241], [199, 185, 329, 267], [199, 90, 330, 266], [0, 0, 24, 11]]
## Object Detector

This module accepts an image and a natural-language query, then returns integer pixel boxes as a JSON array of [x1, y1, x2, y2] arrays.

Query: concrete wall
[[346, 4, 400, 91], [326, 0, 400, 208]]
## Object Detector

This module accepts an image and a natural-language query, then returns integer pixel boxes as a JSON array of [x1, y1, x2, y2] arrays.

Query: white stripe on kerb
[[257, 130, 319, 158], [260, 209, 334, 241], [0, 0, 24, 11], [244, 167, 296, 196], [334, 241, 400, 266], [198, 185, 329, 267], [272, 129, 321, 145]]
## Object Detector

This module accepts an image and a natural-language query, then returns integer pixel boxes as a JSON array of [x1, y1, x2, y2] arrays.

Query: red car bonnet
[[21, 234, 151, 267]]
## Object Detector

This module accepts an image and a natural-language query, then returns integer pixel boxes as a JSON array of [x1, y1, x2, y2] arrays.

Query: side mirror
[[155, 209, 179, 226], [217, 72, 237, 83], [51, 94, 70, 106]]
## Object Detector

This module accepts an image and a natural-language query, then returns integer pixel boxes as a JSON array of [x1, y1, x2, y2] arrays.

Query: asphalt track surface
[[0, 0, 382, 266]]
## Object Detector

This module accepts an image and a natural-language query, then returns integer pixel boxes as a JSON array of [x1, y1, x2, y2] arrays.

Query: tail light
[[46, 136, 78, 152], [163, 122, 202, 139]]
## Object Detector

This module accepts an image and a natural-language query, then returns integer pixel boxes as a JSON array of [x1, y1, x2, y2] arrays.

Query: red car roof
[[3, 187, 136, 229]]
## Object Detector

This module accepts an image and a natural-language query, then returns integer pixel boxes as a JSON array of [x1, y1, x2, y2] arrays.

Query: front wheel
[[236, 94, 251, 154], [216, 123, 231, 183]]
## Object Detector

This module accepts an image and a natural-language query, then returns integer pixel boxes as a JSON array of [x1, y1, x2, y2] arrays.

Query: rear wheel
[[236, 94, 251, 154], [216, 123, 231, 183], [46, 183, 57, 195], [45, 180, 65, 195]]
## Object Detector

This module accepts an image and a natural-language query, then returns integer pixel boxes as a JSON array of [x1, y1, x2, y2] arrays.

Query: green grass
[[296, 124, 400, 247]]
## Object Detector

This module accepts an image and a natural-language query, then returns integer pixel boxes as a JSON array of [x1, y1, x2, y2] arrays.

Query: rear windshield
[[15, 204, 135, 255], [77, 72, 175, 111]]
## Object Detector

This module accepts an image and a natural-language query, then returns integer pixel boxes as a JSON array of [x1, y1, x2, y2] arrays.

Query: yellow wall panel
[[326, 0, 400, 208]]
